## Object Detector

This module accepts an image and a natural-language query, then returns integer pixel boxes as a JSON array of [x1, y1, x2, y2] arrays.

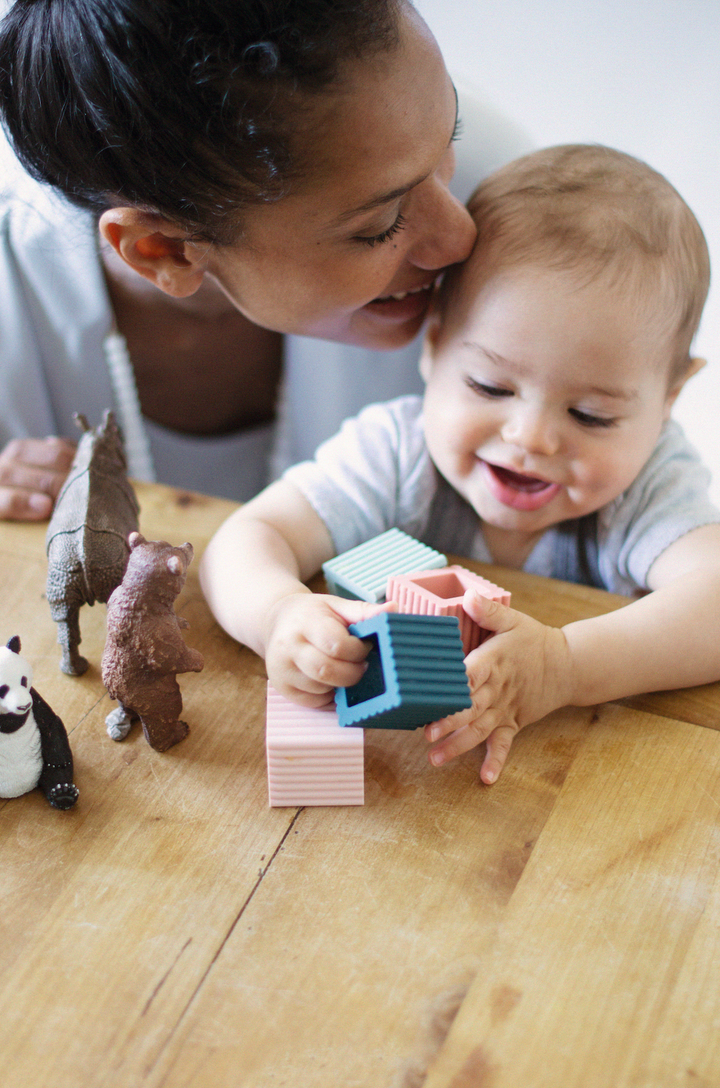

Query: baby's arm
[[426, 524, 720, 783], [199, 479, 389, 704], [0, 437, 76, 520]]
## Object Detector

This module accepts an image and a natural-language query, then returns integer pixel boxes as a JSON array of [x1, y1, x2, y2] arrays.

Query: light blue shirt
[[284, 396, 720, 594]]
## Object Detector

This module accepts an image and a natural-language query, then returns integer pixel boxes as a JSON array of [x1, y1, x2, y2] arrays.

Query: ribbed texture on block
[[322, 528, 446, 602], [386, 565, 511, 655], [266, 686, 364, 806], [337, 613, 471, 729]]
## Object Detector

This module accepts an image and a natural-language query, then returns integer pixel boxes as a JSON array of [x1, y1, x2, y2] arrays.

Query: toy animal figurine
[[46, 410, 140, 676], [0, 637, 79, 809], [102, 533, 204, 752]]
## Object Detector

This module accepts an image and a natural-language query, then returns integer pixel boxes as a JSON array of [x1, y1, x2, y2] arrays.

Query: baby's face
[[421, 263, 678, 543]]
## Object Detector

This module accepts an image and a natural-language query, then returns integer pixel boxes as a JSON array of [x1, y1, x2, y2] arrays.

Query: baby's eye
[[569, 408, 617, 429], [354, 213, 407, 248], [21, 676, 28, 687], [0, 684, 8, 698], [464, 377, 512, 398]]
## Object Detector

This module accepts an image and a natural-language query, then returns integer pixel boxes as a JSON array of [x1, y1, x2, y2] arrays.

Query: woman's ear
[[664, 356, 706, 417], [99, 208, 208, 297]]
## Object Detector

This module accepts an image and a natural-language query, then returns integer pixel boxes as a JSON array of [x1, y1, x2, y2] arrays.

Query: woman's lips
[[481, 460, 561, 511], [362, 283, 434, 324]]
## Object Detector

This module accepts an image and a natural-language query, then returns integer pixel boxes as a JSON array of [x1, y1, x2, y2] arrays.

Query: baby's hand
[[0, 437, 76, 521], [425, 590, 573, 784], [265, 593, 394, 707]]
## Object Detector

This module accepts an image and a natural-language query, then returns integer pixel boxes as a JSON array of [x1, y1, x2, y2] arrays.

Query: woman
[[0, 0, 527, 515]]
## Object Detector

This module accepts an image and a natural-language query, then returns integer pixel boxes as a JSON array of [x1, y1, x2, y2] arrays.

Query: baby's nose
[[502, 407, 560, 456]]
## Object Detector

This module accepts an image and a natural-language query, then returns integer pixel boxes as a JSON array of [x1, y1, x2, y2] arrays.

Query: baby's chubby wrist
[[547, 625, 580, 711], [260, 585, 314, 658], [556, 621, 599, 708]]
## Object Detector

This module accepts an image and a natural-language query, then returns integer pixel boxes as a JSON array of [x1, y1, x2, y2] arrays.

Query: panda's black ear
[[6, 636, 21, 653]]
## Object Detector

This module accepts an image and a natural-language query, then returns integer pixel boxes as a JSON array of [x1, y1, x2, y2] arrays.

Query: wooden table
[[2, 481, 719, 1088]]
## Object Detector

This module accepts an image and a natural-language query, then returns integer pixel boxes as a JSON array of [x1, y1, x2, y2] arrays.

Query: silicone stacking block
[[386, 565, 511, 655], [266, 685, 364, 807], [336, 612, 471, 730], [322, 528, 446, 603]]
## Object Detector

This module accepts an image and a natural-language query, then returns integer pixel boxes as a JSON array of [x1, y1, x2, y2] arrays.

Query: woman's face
[[199, 5, 477, 349]]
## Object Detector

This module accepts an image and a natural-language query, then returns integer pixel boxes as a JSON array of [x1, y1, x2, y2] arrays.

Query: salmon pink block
[[386, 565, 511, 655], [266, 685, 364, 807]]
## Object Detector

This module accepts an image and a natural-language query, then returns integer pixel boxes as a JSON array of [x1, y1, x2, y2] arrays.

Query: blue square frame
[[336, 612, 472, 730]]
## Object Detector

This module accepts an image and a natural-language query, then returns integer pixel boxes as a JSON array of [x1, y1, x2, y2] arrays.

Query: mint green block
[[322, 529, 446, 603]]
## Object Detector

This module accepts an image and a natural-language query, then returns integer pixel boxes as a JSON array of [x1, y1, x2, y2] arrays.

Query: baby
[[201, 144, 720, 784]]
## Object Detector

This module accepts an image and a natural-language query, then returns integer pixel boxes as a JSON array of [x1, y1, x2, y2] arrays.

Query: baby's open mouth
[[491, 464, 553, 493], [482, 461, 561, 511]]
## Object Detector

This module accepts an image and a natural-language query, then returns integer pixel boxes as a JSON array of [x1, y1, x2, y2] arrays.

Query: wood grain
[[2, 484, 719, 1088], [423, 701, 720, 1088]]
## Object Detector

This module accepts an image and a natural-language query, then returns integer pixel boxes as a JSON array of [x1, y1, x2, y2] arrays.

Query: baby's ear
[[664, 356, 706, 416]]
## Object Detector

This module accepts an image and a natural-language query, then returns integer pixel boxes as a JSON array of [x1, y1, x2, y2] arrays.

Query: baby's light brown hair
[[440, 144, 710, 386]]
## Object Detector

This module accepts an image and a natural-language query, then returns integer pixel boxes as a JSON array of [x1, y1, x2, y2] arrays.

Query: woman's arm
[[0, 437, 76, 521]]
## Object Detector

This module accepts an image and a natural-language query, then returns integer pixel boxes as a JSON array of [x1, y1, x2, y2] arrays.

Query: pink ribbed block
[[266, 685, 364, 807], [385, 565, 511, 655]]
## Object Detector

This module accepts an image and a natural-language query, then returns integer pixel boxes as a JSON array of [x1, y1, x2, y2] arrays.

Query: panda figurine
[[0, 636, 79, 809]]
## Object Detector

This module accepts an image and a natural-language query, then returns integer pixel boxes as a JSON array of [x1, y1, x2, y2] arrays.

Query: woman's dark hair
[[0, 0, 401, 242]]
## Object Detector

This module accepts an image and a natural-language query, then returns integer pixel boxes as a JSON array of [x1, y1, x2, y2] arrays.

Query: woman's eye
[[569, 408, 616, 428], [464, 377, 512, 398], [355, 213, 407, 248]]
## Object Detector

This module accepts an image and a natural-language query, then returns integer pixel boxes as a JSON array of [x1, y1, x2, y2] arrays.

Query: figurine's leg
[[105, 702, 138, 742], [34, 689, 80, 810], [136, 679, 189, 752], [139, 711, 190, 753], [50, 601, 89, 676]]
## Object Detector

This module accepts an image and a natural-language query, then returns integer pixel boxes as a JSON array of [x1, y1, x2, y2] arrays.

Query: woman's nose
[[409, 178, 476, 272], [501, 406, 561, 456]]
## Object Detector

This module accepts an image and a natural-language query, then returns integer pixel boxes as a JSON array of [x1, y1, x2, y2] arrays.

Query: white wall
[[417, 0, 720, 501]]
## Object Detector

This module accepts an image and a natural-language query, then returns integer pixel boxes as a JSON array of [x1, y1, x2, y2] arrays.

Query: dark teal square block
[[336, 612, 472, 730]]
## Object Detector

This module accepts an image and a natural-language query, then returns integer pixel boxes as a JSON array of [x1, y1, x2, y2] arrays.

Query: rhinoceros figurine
[[46, 411, 140, 675]]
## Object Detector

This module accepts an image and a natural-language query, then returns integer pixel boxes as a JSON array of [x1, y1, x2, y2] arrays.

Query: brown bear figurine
[[101, 533, 204, 752]]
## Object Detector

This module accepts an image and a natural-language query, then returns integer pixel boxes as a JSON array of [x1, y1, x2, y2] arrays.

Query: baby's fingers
[[480, 726, 517, 785], [274, 681, 337, 710], [426, 705, 502, 767], [293, 638, 368, 690]]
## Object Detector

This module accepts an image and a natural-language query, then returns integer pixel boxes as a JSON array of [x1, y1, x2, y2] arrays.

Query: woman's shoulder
[[0, 137, 95, 248]]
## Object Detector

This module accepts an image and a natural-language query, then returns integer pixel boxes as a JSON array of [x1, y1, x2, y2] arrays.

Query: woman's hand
[[265, 593, 394, 707], [424, 590, 574, 784], [0, 437, 76, 521]]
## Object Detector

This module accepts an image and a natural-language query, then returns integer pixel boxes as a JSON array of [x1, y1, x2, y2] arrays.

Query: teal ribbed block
[[336, 612, 471, 729]]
